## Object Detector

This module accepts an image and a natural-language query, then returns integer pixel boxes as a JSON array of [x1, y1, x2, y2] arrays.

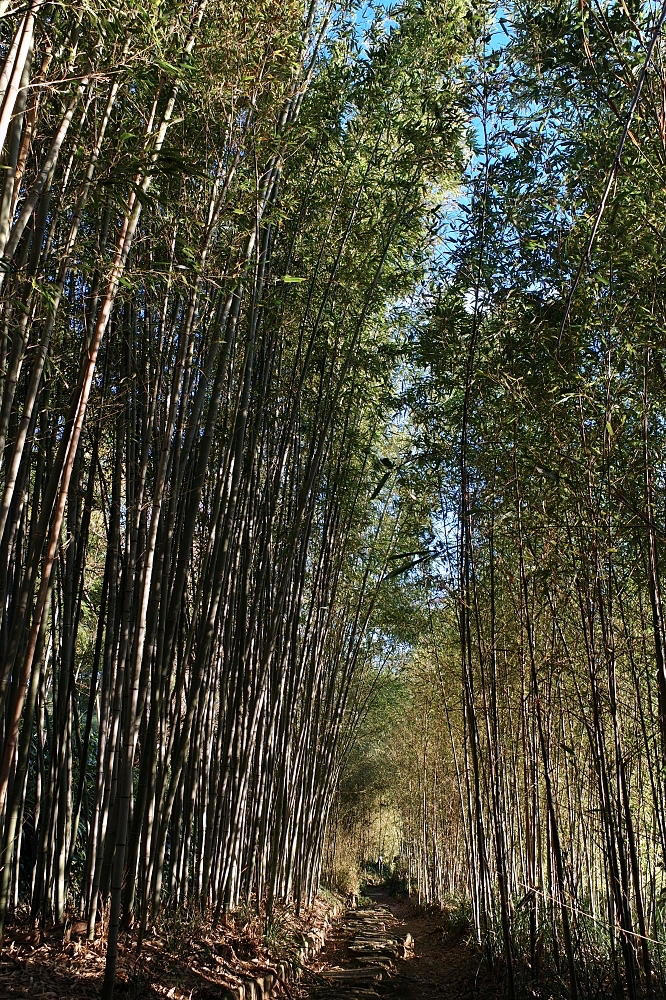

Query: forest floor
[[0, 890, 505, 1000], [0, 895, 339, 999], [302, 888, 504, 1000]]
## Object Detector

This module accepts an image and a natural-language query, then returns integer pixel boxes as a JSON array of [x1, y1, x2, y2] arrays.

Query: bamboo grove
[[6, 0, 666, 999], [375, 3, 666, 999], [0, 1, 466, 996]]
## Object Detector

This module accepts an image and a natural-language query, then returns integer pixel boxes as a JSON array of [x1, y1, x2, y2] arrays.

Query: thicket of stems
[[0, 1, 465, 995]]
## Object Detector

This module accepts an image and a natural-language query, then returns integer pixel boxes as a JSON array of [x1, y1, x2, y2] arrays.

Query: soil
[[304, 888, 505, 1000], [0, 892, 506, 1000], [0, 896, 336, 999]]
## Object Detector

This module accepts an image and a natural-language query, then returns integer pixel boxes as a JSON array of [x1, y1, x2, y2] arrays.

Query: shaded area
[[0, 896, 337, 999], [306, 891, 502, 1000]]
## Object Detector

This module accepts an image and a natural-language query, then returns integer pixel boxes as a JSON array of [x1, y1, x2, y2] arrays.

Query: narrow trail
[[305, 890, 502, 1000]]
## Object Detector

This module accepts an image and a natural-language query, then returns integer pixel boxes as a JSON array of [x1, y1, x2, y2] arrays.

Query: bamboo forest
[[2, 1, 666, 998]]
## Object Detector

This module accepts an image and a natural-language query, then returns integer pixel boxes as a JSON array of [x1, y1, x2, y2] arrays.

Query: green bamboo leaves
[[0, 3, 466, 997]]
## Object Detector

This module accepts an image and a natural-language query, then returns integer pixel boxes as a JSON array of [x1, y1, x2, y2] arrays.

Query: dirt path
[[305, 889, 503, 1000]]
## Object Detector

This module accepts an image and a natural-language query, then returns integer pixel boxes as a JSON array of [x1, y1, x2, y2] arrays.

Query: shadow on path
[[305, 888, 504, 1000]]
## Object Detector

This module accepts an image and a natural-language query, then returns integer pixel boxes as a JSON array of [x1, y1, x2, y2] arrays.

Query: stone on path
[[308, 895, 414, 1000]]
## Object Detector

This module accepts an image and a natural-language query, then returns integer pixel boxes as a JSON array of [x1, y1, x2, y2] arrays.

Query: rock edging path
[[223, 889, 501, 1000], [306, 889, 503, 1000], [308, 899, 414, 1000], [222, 898, 343, 1000]]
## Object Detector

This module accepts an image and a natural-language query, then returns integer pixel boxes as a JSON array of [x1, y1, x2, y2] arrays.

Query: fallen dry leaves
[[0, 896, 336, 1000]]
